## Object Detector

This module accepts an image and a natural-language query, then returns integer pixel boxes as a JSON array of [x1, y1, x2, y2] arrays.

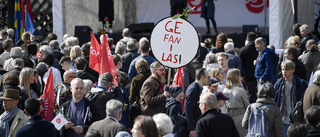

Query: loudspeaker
[[74, 26, 92, 46], [128, 23, 155, 34], [242, 25, 259, 34]]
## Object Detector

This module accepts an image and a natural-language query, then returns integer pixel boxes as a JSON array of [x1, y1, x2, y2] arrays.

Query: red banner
[[173, 67, 185, 112], [89, 32, 101, 73], [40, 68, 55, 121], [100, 32, 118, 86]]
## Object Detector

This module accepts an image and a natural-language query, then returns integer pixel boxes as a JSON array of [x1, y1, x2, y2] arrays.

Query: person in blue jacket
[[254, 37, 274, 90], [274, 60, 308, 137]]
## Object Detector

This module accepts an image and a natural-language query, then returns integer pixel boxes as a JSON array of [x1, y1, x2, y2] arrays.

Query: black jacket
[[184, 81, 202, 131], [239, 42, 259, 81], [121, 51, 140, 74], [59, 98, 102, 137], [300, 33, 313, 54], [85, 86, 124, 118], [195, 109, 240, 137], [306, 124, 320, 137], [16, 115, 56, 137], [76, 71, 98, 83], [166, 98, 186, 133]]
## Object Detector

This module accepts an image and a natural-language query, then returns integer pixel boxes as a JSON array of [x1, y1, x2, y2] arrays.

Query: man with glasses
[[140, 61, 170, 116], [185, 68, 209, 137]]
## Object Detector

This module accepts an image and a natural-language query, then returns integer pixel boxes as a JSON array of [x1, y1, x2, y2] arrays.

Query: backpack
[[290, 100, 304, 123], [248, 103, 272, 137]]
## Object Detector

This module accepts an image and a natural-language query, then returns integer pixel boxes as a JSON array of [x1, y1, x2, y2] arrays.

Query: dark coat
[[184, 81, 202, 131], [129, 72, 151, 104], [210, 47, 224, 54], [198, 46, 208, 64], [88, 117, 127, 137], [303, 83, 320, 114], [200, 0, 215, 19], [306, 124, 320, 137], [121, 51, 140, 74], [52, 50, 64, 61], [239, 42, 259, 81], [140, 76, 166, 116], [195, 109, 240, 137], [76, 71, 98, 83], [166, 98, 186, 133], [15, 115, 56, 137], [84, 56, 99, 79], [274, 75, 308, 107], [226, 51, 242, 71], [59, 98, 102, 137], [300, 33, 313, 53], [85, 86, 123, 118], [292, 58, 306, 80], [187, 60, 202, 83], [298, 50, 320, 81]]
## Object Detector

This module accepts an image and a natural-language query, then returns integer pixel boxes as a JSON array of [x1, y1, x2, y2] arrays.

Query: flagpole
[[167, 68, 171, 86]]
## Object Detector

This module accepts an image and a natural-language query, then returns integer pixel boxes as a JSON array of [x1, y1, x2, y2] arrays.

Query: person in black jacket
[[305, 106, 320, 137], [196, 92, 239, 137], [165, 85, 187, 136], [16, 98, 56, 137], [239, 32, 259, 103], [74, 57, 98, 83], [299, 24, 313, 54], [60, 78, 102, 137]]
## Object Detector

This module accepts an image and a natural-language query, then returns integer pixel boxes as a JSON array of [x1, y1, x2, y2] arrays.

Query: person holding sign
[[140, 62, 171, 116], [16, 98, 56, 137]]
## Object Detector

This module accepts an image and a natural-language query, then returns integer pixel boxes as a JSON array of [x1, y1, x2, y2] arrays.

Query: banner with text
[[151, 17, 199, 68]]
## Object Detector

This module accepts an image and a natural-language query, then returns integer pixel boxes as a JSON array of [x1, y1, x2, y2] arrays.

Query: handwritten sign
[[151, 17, 199, 68]]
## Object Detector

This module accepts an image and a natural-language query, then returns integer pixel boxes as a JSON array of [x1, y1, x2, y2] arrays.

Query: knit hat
[[214, 91, 229, 101], [168, 85, 183, 98]]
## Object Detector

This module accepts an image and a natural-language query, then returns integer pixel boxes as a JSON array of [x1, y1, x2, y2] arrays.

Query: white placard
[[150, 17, 199, 68], [51, 113, 68, 130]]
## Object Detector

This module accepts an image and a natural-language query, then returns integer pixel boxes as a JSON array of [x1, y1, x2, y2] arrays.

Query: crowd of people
[[0, 22, 320, 137]]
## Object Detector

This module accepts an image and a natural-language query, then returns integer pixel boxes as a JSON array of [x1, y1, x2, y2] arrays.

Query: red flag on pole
[[89, 32, 101, 73], [40, 68, 55, 121], [100, 32, 118, 86], [19, 0, 25, 28], [173, 67, 185, 112], [26, 0, 33, 24]]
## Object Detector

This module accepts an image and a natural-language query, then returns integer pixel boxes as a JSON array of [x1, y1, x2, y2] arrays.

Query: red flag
[[89, 32, 101, 72], [19, 0, 25, 27], [26, 0, 33, 24], [100, 32, 118, 86], [40, 68, 55, 121], [173, 67, 185, 112]]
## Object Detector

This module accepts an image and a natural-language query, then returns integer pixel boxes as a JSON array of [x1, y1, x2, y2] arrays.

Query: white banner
[[151, 17, 199, 68], [137, 0, 269, 27]]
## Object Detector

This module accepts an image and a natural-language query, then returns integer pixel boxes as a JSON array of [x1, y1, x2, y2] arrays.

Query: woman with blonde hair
[[209, 67, 225, 91], [19, 67, 38, 98], [70, 45, 82, 62], [222, 68, 249, 137]]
